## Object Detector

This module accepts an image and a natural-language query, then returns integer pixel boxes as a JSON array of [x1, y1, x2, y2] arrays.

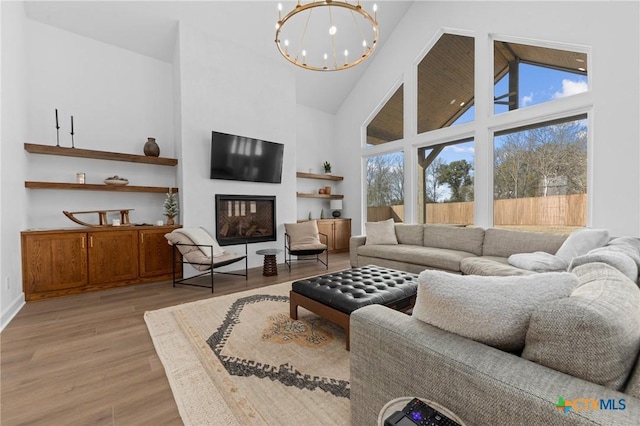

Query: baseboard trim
[[1, 292, 25, 332]]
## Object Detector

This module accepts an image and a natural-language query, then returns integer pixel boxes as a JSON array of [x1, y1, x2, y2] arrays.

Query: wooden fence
[[367, 193, 586, 226]]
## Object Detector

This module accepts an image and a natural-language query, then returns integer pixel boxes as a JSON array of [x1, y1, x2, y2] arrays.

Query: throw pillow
[[523, 262, 640, 390], [285, 221, 323, 248], [412, 270, 578, 352], [365, 218, 398, 245], [569, 248, 638, 282], [508, 251, 568, 272], [173, 227, 225, 258], [555, 228, 609, 263]]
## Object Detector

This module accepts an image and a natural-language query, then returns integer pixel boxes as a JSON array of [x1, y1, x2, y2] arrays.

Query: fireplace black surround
[[215, 194, 276, 246]]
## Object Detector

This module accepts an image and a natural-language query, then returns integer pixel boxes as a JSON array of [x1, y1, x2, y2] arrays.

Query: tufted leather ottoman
[[290, 265, 418, 350]]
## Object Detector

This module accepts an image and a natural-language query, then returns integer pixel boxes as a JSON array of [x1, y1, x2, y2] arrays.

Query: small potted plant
[[163, 188, 179, 225], [323, 161, 332, 174]]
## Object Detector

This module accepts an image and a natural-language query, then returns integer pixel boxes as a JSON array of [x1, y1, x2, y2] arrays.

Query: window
[[493, 116, 587, 234], [366, 85, 403, 146], [418, 33, 475, 134], [494, 41, 588, 114], [366, 152, 405, 222], [417, 140, 474, 225]]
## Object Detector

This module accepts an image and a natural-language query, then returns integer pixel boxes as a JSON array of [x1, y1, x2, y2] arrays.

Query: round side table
[[256, 248, 283, 277]]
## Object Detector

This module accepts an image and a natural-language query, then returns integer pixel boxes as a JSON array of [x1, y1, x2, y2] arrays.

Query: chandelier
[[275, 1, 379, 71]]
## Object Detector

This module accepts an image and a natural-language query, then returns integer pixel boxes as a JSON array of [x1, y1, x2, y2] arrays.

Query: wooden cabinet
[[88, 230, 139, 285], [21, 226, 180, 301], [22, 232, 88, 297], [139, 228, 178, 278], [316, 218, 351, 253]]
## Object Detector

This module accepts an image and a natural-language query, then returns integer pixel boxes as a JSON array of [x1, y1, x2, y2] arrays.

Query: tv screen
[[210, 131, 284, 184]]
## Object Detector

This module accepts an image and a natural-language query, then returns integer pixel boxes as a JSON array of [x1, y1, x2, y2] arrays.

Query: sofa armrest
[[350, 235, 367, 267], [350, 305, 639, 426]]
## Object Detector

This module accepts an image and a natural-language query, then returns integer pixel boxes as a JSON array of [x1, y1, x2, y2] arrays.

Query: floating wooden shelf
[[296, 172, 344, 181], [25, 143, 178, 166], [25, 181, 178, 193], [296, 192, 344, 200]]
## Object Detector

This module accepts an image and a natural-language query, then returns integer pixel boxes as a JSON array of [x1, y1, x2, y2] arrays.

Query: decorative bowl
[[104, 178, 129, 186]]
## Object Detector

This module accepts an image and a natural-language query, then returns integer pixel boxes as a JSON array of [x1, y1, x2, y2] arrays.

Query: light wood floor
[[1, 253, 351, 425]]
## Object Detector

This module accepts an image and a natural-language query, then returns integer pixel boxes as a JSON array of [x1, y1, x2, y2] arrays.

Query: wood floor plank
[[1, 255, 351, 425]]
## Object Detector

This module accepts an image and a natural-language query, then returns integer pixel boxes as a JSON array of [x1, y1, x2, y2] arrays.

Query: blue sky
[[436, 63, 589, 166]]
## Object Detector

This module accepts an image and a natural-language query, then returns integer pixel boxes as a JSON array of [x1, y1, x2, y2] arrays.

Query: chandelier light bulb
[[284, 39, 289, 55], [278, 2, 282, 20], [329, 25, 337, 35]]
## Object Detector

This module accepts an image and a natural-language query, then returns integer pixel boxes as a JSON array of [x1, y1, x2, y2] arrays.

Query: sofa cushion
[[522, 262, 640, 391], [569, 247, 638, 282], [365, 218, 398, 245], [423, 224, 485, 256], [394, 224, 424, 246], [482, 228, 567, 258], [460, 257, 535, 276], [358, 244, 474, 272], [508, 252, 568, 272], [555, 228, 610, 263], [412, 270, 577, 352]]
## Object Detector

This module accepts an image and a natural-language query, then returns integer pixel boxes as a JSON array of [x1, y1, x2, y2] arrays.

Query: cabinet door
[[333, 219, 352, 252], [139, 228, 178, 278], [88, 230, 139, 285], [22, 233, 88, 299], [316, 220, 335, 251]]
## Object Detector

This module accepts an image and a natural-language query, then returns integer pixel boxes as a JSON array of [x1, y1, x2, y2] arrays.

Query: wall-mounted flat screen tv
[[210, 131, 284, 184]]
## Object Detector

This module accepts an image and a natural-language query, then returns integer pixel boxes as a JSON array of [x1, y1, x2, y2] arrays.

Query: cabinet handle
[[81, 236, 85, 249], [90, 236, 93, 248], [140, 233, 144, 244]]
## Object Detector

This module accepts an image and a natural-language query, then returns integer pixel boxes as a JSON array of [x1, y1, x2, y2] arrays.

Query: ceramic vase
[[144, 137, 160, 157]]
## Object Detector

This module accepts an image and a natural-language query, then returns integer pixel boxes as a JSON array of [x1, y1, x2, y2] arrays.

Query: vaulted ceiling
[[23, 1, 414, 114]]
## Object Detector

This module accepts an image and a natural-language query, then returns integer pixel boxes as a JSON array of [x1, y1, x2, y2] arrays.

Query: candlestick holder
[[70, 130, 75, 148], [56, 127, 60, 147]]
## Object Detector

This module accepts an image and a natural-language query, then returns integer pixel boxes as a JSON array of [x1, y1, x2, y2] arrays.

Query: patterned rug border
[[144, 279, 350, 425]]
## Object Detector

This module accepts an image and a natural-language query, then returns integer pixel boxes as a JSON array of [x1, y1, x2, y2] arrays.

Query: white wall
[[175, 22, 297, 271], [295, 104, 340, 221], [1, 2, 28, 329], [337, 1, 640, 237], [25, 19, 175, 229]]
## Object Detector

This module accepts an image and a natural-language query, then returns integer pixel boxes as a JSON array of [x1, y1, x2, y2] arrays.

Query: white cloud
[[446, 145, 475, 154], [553, 79, 588, 99], [521, 92, 534, 107]]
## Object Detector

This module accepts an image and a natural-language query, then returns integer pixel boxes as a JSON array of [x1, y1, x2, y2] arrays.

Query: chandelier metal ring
[[275, 1, 379, 71]]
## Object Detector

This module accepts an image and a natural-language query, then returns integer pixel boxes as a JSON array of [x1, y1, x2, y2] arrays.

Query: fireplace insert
[[215, 194, 276, 246]]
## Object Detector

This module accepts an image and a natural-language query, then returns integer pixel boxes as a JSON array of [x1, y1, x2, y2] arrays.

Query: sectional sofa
[[348, 222, 640, 425]]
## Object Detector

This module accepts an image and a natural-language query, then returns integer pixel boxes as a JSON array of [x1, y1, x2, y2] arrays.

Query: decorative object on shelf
[[323, 161, 332, 174], [55, 108, 60, 147], [275, 0, 379, 72], [63, 208, 133, 227], [324, 186, 332, 195], [76, 172, 85, 184], [308, 211, 312, 220], [70, 115, 75, 148], [318, 188, 325, 194], [144, 137, 160, 157], [104, 175, 129, 186], [163, 187, 179, 225], [330, 199, 343, 218], [320, 208, 325, 219]]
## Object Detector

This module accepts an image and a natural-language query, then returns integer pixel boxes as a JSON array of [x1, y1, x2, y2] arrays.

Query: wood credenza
[[21, 225, 182, 301], [315, 218, 352, 253]]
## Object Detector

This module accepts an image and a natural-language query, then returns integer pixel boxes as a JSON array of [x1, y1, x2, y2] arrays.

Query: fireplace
[[215, 194, 276, 246]]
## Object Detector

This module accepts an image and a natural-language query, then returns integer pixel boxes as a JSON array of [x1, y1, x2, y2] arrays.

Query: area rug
[[144, 281, 350, 425]]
